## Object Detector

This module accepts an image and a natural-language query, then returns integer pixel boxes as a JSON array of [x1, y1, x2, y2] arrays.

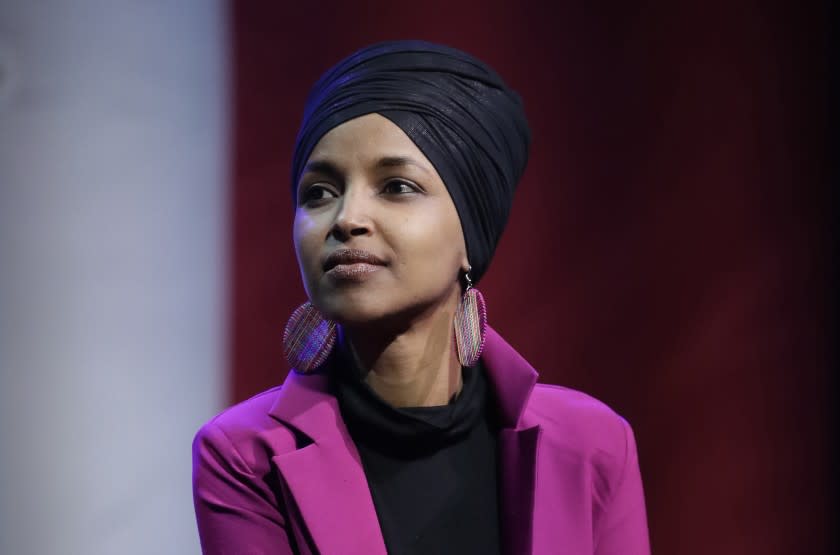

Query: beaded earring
[[282, 301, 336, 373], [453, 268, 488, 367]]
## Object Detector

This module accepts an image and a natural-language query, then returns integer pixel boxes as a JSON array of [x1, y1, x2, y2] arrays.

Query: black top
[[331, 355, 502, 555]]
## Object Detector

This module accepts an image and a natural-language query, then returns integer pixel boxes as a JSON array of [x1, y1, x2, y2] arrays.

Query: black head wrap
[[291, 40, 530, 284]]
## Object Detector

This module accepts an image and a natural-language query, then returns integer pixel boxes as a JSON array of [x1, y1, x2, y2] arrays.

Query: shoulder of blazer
[[193, 384, 299, 473], [522, 384, 645, 538], [523, 383, 631, 464]]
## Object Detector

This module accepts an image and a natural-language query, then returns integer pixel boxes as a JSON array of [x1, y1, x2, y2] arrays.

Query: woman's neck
[[341, 294, 463, 408]]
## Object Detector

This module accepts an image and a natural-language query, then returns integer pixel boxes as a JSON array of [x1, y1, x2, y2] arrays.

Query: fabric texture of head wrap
[[291, 40, 531, 284]]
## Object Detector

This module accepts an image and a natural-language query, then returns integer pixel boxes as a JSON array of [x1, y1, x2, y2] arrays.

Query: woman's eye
[[382, 180, 418, 195], [301, 185, 337, 205]]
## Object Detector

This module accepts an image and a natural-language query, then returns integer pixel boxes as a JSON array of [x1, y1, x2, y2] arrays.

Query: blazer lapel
[[482, 327, 542, 555], [268, 371, 387, 555], [498, 426, 541, 554]]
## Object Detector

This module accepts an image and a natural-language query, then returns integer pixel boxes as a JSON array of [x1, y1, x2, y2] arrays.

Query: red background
[[229, 2, 833, 553]]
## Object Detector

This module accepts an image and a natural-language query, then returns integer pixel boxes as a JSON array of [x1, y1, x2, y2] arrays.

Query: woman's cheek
[[293, 217, 323, 287]]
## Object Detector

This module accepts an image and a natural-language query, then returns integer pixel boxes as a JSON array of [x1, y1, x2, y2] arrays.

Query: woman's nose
[[329, 189, 372, 241]]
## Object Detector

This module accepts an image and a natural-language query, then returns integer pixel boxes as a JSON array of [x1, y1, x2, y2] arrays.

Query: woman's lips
[[322, 248, 387, 282], [325, 262, 383, 281]]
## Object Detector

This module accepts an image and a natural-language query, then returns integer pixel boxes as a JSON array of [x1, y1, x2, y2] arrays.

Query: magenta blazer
[[193, 327, 651, 554]]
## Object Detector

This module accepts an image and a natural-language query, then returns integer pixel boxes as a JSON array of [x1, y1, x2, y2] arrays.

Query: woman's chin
[[317, 297, 393, 327], [317, 298, 421, 334], [313, 284, 456, 332]]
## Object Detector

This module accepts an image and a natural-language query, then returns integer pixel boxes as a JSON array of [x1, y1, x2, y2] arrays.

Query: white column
[[0, 2, 228, 553]]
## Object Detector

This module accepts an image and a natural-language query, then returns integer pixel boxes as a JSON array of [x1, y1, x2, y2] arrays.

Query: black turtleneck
[[331, 356, 501, 555]]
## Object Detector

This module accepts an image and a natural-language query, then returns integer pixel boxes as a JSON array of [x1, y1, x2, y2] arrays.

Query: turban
[[291, 40, 531, 284]]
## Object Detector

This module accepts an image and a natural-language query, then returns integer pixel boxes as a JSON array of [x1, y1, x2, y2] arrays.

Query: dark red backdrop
[[229, 1, 833, 553]]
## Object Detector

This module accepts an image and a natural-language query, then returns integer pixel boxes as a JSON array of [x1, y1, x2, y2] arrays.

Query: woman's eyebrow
[[375, 156, 430, 175], [301, 159, 343, 180]]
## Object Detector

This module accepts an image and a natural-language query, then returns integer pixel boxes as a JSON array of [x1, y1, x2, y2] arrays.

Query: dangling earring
[[454, 267, 488, 367], [283, 301, 336, 373]]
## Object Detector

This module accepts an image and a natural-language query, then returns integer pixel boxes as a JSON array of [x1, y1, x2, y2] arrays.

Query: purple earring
[[283, 301, 336, 373], [454, 268, 488, 367]]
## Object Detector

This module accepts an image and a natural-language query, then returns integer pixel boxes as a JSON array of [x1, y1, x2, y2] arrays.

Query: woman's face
[[293, 113, 468, 327]]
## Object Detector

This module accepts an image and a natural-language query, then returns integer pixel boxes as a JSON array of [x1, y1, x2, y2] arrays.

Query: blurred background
[[0, 1, 834, 554]]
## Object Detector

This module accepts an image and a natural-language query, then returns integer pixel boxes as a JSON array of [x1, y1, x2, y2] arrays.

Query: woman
[[193, 40, 650, 555]]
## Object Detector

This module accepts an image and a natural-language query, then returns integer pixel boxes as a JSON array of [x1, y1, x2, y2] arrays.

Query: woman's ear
[[458, 260, 473, 290]]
